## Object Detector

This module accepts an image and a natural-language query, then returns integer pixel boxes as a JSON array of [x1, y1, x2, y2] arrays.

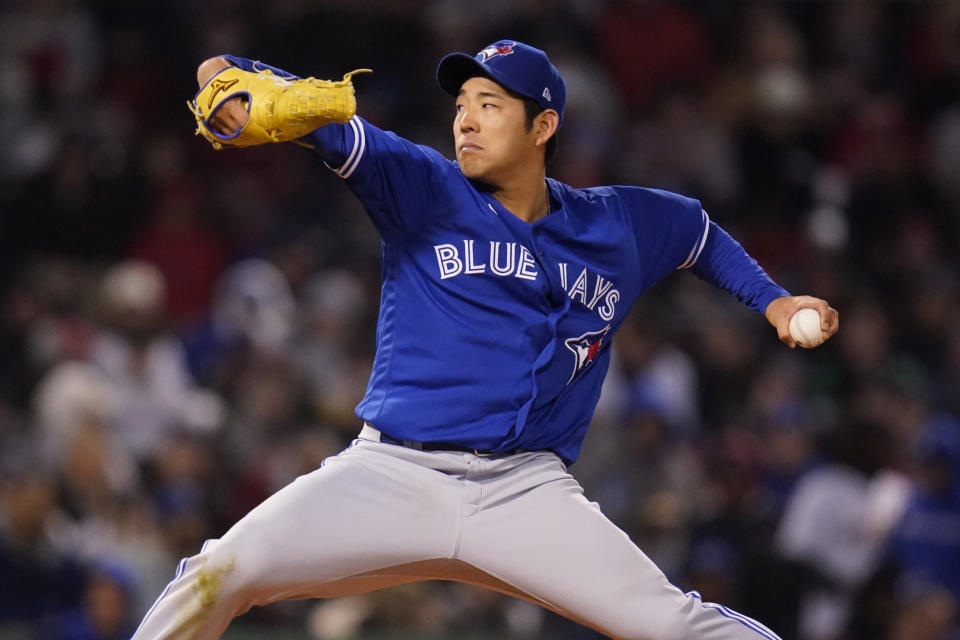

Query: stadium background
[[1, 1, 959, 639]]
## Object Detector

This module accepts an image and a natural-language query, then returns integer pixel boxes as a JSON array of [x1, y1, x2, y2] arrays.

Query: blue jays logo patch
[[564, 325, 611, 383], [477, 43, 516, 63]]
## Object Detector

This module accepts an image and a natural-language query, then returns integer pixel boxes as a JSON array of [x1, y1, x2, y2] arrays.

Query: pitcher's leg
[[131, 441, 464, 640], [458, 454, 780, 640]]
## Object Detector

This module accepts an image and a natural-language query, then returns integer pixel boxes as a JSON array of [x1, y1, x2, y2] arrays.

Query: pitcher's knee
[[179, 542, 260, 616]]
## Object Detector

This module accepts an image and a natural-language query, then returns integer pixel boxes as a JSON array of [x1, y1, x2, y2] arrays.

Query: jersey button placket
[[532, 228, 546, 259]]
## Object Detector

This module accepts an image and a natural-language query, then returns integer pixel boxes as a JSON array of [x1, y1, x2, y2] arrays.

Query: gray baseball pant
[[131, 427, 781, 640]]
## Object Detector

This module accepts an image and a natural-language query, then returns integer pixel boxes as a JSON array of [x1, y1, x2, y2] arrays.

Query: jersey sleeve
[[301, 118, 454, 240], [626, 187, 711, 283], [219, 55, 449, 240], [625, 187, 788, 313]]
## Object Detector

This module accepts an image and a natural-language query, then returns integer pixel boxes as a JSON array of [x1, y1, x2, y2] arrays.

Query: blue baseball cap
[[437, 40, 566, 126]]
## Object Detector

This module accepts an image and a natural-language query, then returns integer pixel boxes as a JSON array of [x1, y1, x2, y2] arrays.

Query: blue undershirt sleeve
[[690, 221, 790, 314]]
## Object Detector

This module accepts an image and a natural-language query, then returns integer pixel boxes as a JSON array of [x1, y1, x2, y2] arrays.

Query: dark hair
[[522, 97, 559, 165]]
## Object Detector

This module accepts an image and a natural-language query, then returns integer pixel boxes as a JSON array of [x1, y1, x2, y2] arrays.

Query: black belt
[[378, 431, 484, 453], [362, 423, 524, 456]]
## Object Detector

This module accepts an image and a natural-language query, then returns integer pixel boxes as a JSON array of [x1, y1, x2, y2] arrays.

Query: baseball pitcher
[[132, 40, 838, 640]]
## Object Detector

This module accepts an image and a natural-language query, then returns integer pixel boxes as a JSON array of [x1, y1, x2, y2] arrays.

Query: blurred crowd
[[1, 1, 959, 639]]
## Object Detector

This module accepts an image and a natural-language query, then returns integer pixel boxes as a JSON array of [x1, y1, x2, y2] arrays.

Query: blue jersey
[[223, 56, 790, 463]]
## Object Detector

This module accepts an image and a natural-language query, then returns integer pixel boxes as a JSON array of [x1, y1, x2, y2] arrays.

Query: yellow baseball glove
[[187, 65, 372, 150]]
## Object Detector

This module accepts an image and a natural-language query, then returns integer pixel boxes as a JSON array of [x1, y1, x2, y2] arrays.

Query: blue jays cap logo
[[477, 43, 515, 63], [564, 325, 611, 383]]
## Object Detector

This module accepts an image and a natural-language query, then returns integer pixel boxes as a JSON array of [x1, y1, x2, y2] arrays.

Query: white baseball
[[789, 308, 825, 348]]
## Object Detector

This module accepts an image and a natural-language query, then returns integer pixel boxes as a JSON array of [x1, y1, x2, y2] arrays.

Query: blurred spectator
[[687, 427, 776, 619], [127, 138, 228, 329], [585, 396, 704, 582], [292, 269, 373, 434], [547, 42, 622, 189], [89, 260, 197, 461], [22, 260, 99, 375], [755, 401, 819, 520], [598, 0, 710, 115], [888, 587, 957, 640], [0, 451, 83, 624], [184, 258, 296, 389], [0, 0, 100, 181], [887, 414, 960, 605], [38, 563, 137, 640], [30, 361, 174, 617], [775, 418, 909, 640], [31, 360, 134, 515], [144, 430, 218, 563]]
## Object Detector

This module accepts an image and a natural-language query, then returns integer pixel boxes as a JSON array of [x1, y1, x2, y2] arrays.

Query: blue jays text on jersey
[[432, 240, 620, 321], [223, 56, 791, 465]]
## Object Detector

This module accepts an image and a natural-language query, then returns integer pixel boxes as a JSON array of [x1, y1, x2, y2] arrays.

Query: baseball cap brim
[[437, 53, 499, 98]]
